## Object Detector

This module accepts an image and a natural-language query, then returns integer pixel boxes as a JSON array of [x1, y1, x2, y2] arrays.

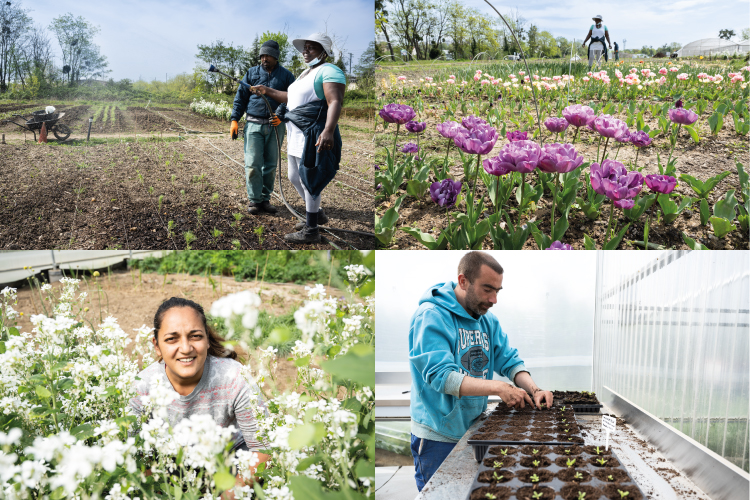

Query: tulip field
[[374, 59, 749, 249]]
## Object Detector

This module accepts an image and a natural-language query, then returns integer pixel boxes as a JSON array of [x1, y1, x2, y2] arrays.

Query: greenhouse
[[375, 251, 749, 500], [676, 38, 750, 57]]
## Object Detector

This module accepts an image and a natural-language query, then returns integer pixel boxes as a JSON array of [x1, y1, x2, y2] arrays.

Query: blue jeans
[[410, 434, 456, 492], [243, 122, 285, 203]]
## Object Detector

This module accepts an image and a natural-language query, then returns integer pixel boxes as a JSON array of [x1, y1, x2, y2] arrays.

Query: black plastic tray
[[571, 404, 603, 413], [468, 412, 583, 462], [465, 446, 647, 500]]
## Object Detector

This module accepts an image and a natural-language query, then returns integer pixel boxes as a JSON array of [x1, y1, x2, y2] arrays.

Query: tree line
[[0, 2, 108, 94]]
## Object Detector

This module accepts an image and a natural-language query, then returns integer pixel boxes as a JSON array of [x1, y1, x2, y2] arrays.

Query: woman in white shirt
[[582, 15, 612, 69]]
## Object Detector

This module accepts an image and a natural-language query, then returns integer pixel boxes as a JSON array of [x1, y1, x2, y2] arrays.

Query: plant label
[[602, 414, 616, 450]]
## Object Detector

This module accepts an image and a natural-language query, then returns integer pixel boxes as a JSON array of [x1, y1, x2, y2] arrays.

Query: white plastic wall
[[593, 251, 750, 471]]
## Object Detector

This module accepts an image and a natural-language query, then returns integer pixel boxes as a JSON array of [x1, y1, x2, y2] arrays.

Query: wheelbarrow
[[3, 110, 72, 141]]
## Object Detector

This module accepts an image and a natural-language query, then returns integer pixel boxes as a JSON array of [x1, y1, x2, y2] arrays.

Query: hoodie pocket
[[439, 396, 486, 439]]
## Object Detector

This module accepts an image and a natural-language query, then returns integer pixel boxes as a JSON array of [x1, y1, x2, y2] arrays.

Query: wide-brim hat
[[292, 32, 334, 58], [592, 14, 603, 21]]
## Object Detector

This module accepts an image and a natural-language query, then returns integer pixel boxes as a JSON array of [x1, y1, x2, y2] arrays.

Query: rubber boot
[[295, 208, 327, 230], [284, 225, 320, 244]]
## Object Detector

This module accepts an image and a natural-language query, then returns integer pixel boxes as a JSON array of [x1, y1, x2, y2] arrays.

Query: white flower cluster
[[210, 290, 261, 339], [190, 98, 233, 121], [344, 264, 367, 285]]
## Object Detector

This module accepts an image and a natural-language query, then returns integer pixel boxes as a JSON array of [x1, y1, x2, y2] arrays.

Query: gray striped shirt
[[130, 355, 265, 451]]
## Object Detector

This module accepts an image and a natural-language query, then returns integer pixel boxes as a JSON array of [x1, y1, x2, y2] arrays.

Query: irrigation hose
[[209, 66, 375, 239]]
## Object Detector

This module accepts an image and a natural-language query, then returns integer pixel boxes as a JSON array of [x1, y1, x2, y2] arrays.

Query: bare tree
[[49, 13, 110, 85], [389, 0, 431, 60], [375, 0, 395, 61], [0, 1, 32, 92]]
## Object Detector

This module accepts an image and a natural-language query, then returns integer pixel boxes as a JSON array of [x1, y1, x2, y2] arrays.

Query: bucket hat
[[592, 14, 603, 21], [292, 33, 334, 58]]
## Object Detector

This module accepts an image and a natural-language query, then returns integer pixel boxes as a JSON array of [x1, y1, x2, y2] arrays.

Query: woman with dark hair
[[130, 297, 268, 486]]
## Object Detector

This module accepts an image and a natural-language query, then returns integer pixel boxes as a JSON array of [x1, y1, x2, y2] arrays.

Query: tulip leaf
[[623, 193, 656, 222], [603, 223, 630, 250], [710, 216, 736, 238], [400, 227, 448, 250], [551, 215, 569, 242], [684, 125, 700, 143], [681, 233, 709, 250], [699, 199, 710, 225], [583, 234, 597, 250], [679, 172, 731, 198], [713, 190, 737, 221]]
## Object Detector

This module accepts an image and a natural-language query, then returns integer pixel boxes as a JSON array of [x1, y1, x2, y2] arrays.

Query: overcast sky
[[463, 0, 749, 50], [25, 0, 373, 81]]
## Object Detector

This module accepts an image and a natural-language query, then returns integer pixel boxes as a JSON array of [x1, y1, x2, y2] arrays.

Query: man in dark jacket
[[230, 40, 295, 215]]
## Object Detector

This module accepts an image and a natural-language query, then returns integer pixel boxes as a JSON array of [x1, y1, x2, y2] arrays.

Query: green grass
[[129, 250, 365, 286]]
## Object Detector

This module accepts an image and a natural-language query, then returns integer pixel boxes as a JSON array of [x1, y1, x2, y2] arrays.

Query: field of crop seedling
[[0, 100, 376, 250], [374, 58, 749, 250]]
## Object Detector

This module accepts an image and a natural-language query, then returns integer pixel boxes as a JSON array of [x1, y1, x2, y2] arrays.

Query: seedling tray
[[468, 409, 583, 462], [465, 446, 647, 500], [570, 404, 603, 414], [552, 391, 603, 413]]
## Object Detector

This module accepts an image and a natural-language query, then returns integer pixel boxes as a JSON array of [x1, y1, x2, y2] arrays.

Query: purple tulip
[[375, 165, 380, 171], [645, 174, 677, 194], [492, 140, 542, 174], [544, 117, 569, 134], [594, 115, 630, 140], [675, 99, 683, 109], [453, 124, 498, 155], [586, 114, 598, 132], [590, 159, 632, 197], [613, 198, 635, 209], [405, 120, 427, 133], [547, 241, 573, 250], [538, 143, 584, 174], [562, 104, 596, 128], [630, 131, 652, 148], [437, 121, 463, 139], [595, 162, 644, 203], [401, 142, 419, 154], [483, 156, 512, 176], [615, 130, 632, 143], [462, 115, 488, 130], [430, 179, 462, 207], [379, 103, 416, 124], [506, 130, 528, 142], [668, 108, 699, 125]]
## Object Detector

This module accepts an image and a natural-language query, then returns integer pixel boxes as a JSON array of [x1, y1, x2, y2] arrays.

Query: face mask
[[306, 55, 324, 67]]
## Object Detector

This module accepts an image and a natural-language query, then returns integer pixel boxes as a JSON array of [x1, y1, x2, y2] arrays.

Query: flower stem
[[495, 176, 500, 214], [601, 137, 611, 161], [470, 154, 481, 203], [614, 142, 621, 161], [518, 173, 526, 228], [644, 213, 650, 250], [443, 140, 452, 177], [551, 174, 560, 237], [634, 148, 640, 170], [572, 127, 580, 144], [605, 202, 615, 241], [596, 135, 602, 163], [667, 123, 682, 166], [392, 123, 400, 168]]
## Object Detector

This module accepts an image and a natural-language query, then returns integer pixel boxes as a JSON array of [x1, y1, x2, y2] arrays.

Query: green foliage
[[130, 250, 363, 286], [679, 172, 731, 198], [375, 195, 405, 246]]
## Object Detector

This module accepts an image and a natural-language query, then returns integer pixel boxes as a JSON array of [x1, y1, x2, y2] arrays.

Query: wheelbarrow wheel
[[52, 124, 71, 142]]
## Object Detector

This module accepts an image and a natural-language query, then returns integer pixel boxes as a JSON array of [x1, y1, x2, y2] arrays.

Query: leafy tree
[[718, 29, 735, 40], [742, 28, 750, 41], [258, 30, 289, 65], [0, 0, 32, 92], [48, 13, 110, 85], [538, 31, 559, 58]]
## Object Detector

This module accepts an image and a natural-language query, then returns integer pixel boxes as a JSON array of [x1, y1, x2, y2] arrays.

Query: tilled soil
[[0, 120, 375, 249], [375, 88, 750, 250]]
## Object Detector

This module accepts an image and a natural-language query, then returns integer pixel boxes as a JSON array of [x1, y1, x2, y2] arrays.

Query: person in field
[[582, 15, 612, 69], [248, 33, 346, 244], [230, 40, 295, 216], [408, 252, 553, 492], [130, 297, 268, 491]]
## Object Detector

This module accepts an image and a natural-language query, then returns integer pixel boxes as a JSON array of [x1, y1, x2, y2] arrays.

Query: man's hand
[[250, 85, 268, 95], [497, 382, 533, 409], [230, 120, 239, 140], [608, 45, 613, 50], [531, 389, 554, 410], [270, 115, 281, 127]]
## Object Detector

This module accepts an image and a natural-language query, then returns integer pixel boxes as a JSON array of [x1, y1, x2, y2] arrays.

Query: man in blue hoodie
[[409, 251, 553, 491]]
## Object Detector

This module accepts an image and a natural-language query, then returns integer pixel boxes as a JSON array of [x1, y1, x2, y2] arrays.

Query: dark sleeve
[[230, 70, 251, 122]]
